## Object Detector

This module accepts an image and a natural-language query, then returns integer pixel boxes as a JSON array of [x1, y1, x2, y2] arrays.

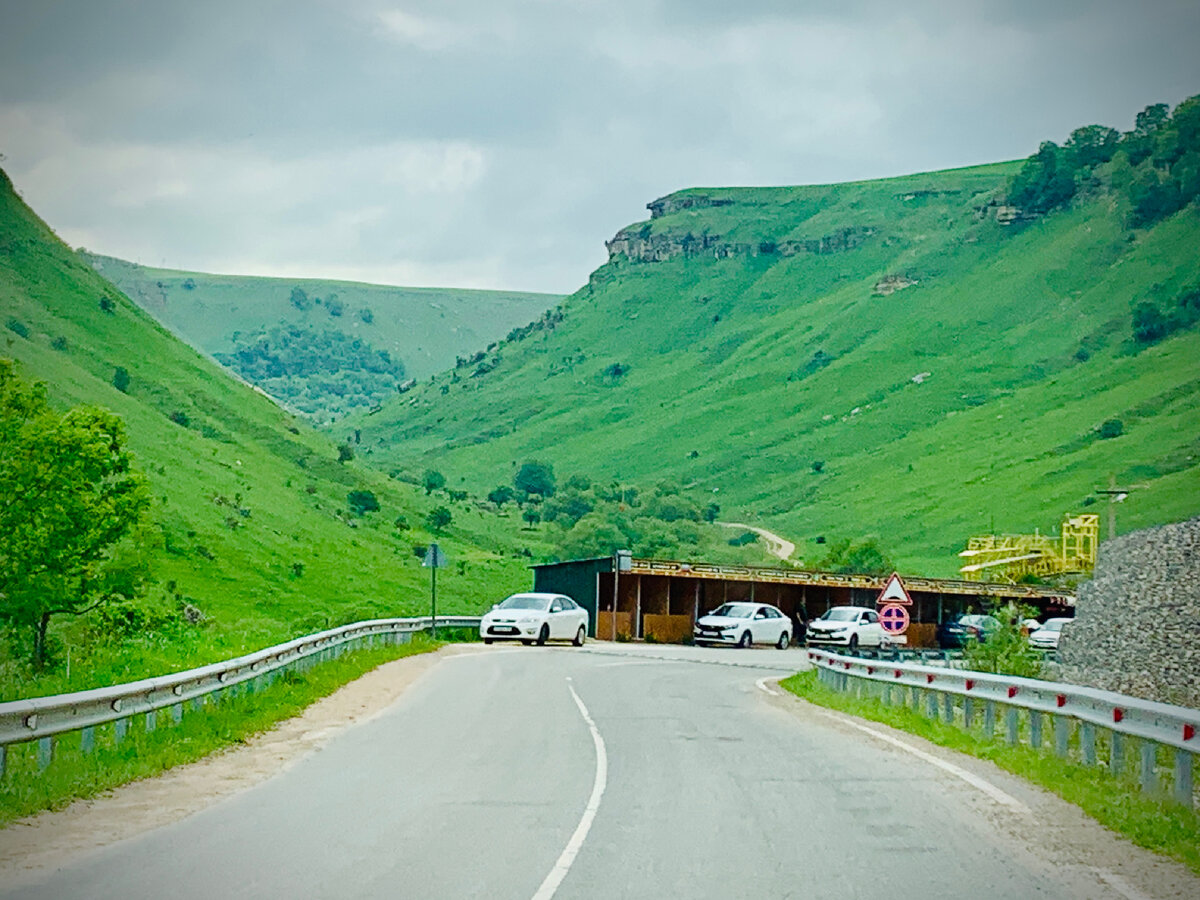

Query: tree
[[289, 286, 311, 310], [1064, 125, 1120, 170], [0, 360, 151, 669], [815, 537, 894, 575], [337, 442, 355, 463], [426, 506, 452, 532], [487, 485, 516, 507], [1008, 141, 1076, 213], [702, 502, 720, 523], [422, 469, 446, 495], [112, 366, 130, 393], [1132, 301, 1169, 343], [346, 489, 380, 515], [522, 507, 541, 529], [514, 460, 556, 498]]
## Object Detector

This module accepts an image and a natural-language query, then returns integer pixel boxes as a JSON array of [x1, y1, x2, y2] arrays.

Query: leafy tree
[[522, 507, 541, 529], [564, 473, 592, 492], [393, 514, 409, 532], [112, 366, 130, 393], [487, 485, 516, 507], [1098, 419, 1124, 439], [337, 442, 355, 463], [702, 502, 720, 523], [1132, 301, 1169, 343], [815, 537, 893, 575], [289, 286, 311, 310], [1064, 125, 1120, 170], [346, 489, 380, 515], [1008, 141, 1076, 213], [426, 506, 452, 532], [0, 360, 151, 669], [514, 460, 556, 498], [422, 469, 446, 495]]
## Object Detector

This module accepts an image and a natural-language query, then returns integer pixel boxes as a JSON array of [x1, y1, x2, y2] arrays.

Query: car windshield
[[1040, 620, 1066, 632], [497, 595, 550, 611], [820, 608, 861, 622], [710, 603, 757, 619]]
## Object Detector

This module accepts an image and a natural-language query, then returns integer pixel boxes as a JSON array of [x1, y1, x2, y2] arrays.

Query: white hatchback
[[694, 602, 792, 649], [480, 593, 588, 646], [1029, 617, 1072, 650]]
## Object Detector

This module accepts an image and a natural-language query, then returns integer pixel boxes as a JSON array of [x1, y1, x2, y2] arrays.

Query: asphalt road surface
[[3, 644, 1190, 899]]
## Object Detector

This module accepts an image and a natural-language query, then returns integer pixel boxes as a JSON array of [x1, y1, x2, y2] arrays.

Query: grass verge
[[0, 635, 441, 827], [780, 670, 1200, 875]]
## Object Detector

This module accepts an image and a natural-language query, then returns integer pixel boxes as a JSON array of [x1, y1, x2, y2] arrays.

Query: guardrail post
[[1081, 722, 1096, 765], [910, 686, 921, 713], [1030, 711, 1043, 749], [983, 701, 995, 739], [1053, 715, 1069, 758], [1111, 731, 1125, 775], [146, 710, 156, 733], [115, 718, 129, 745], [941, 693, 954, 723], [37, 736, 53, 771], [963, 697, 975, 730], [926, 691, 939, 721], [1005, 707, 1019, 746], [81, 726, 95, 754], [1174, 750, 1194, 808], [881, 683, 891, 706], [1139, 741, 1157, 795], [0, 745, 6, 779], [172, 703, 183, 725]]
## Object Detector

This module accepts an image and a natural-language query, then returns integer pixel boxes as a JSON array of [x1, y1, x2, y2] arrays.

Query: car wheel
[[572, 626, 585, 647], [848, 633, 859, 652], [776, 631, 789, 650], [483, 638, 493, 645], [521, 639, 533, 646], [536, 624, 549, 646], [738, 631, 752, 649]]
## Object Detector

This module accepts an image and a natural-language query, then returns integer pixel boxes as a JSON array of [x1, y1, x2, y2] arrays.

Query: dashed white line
[[530, 680, 608, 900]]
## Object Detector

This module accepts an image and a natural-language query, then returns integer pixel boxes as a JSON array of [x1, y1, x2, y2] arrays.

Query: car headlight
[[519, 616, 537, 624]]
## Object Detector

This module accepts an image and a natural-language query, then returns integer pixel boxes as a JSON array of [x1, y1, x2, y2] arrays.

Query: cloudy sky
[[2, 1, 1198, 294]]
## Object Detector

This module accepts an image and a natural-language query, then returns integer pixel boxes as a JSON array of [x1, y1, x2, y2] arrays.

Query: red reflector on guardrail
[[926, 674, 935, 684], [867, 667, 874, 675], [1056, 694, 1066, 708], [965, 679, 975, 691], [894, 669, 902, 678], [1185, 724, 1195, 741], [1113, 708, 1124, 723], [1007, 686, 1018, 698]]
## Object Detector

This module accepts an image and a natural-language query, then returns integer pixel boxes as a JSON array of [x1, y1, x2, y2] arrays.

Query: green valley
[[82, 253, 561, 424], [352, 101, 1200, 578]]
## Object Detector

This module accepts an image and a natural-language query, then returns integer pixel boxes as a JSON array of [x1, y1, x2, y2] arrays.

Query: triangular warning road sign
[[876, 572, 913, 606]]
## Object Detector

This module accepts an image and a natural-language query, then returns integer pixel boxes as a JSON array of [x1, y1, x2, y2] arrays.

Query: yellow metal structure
[[958, 514, 1099, 583]]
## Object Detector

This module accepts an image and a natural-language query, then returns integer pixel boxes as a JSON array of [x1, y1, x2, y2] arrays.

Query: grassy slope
[[0, 169, 544, 695], [83, 253, 561, 382], [354, 163, 1200, 576]]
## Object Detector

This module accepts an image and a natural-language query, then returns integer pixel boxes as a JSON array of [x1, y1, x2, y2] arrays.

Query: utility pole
[[1095, 474, 1132, 541]]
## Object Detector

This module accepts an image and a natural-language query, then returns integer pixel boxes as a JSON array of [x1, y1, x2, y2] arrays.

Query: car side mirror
[[491, 604, 498, 610]]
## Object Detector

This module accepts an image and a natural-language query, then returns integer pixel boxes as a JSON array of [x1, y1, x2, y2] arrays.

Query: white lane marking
[[755, 677, 780, 696], [594, 659, 687, 668], [1092, 868, 1154, 900], [531, 681, 608, 900], [811, 707, 1029, 814]]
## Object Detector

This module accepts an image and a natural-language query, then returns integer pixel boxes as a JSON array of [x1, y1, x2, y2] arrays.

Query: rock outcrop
[[606, 224, 877, 264], [1056, 516, 1200, 709]]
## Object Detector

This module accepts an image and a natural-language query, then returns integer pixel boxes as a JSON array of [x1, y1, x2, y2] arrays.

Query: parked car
[[936, 613, 1002, 649], [480, 593, 588, 646], [694, 602, 792, 649], [1029, 617, 1072, 650], [806, 606, 887, 651]]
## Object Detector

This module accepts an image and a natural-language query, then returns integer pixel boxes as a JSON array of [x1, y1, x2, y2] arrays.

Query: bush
[[168, 410, 190, 427], [961, 604, 1043, 679], [112, 367, 131, 393], [426, 506, 452, 532], [1098, 419, 1124, 439], [346, 489, 380, 515], [5, 318, 29, 339]]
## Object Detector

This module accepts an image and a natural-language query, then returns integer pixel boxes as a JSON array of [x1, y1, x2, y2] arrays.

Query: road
[[717, 521, 796, 561], [4, 644, 1195, 899]]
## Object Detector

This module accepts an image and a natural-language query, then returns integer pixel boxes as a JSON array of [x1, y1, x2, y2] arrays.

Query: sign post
[[875, 572, 913, 644], [422, 543, 448, 639]]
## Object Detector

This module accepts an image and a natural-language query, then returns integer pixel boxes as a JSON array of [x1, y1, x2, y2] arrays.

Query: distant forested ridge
[[216, 325, 406, 423]]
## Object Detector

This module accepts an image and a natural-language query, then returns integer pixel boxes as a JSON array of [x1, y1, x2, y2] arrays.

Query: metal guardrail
[[808, 648, 1200, 807], [0, 616, 481, 777]]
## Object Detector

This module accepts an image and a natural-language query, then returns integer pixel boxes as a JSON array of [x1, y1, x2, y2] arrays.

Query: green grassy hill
[[353, 160, 1200, 577], [81, 253, 561, 423], [0, 168, 555, 695]]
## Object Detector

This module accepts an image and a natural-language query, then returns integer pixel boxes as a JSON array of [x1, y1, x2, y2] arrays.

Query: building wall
[[1057, 516, 1200, 709], [533, 558, 611, 637]]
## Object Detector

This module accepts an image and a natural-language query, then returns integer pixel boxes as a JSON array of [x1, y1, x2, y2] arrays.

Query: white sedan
[[480, 593, 588, 646], [1029, 617, 1072, 650], [693, 602, 792, 649]]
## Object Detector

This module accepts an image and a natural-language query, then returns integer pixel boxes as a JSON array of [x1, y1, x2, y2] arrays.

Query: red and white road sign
[[879, 603, 910, 634], [875, 572, 913, 606]]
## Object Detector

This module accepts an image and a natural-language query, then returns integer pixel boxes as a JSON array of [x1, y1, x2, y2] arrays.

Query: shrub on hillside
[[347, 489, 380, 515]]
